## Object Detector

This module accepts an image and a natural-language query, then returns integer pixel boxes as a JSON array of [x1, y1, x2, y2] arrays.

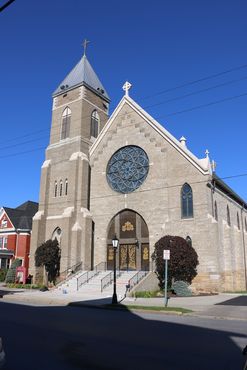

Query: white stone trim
[[33, 210, 44, 220], [41, 159, 51, 168], [69, 152, 89, 162], [47, 136, 91, 151], [90, 96, 210, 175]]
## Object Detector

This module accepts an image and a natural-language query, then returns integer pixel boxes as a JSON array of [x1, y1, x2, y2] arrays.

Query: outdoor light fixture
[[111, 234, 119, 304]]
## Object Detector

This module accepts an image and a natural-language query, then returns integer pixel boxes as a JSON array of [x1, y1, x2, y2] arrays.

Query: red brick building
[[0, 201, 38, 272]]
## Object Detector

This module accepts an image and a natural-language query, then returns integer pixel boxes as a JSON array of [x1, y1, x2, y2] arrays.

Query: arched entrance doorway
[[107, 209, 149, 271]]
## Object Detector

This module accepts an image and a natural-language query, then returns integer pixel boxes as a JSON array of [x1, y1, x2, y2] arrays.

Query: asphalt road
[[0, 300, 246, 370]]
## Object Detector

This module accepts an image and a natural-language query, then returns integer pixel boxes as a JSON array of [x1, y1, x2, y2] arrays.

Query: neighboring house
[[0, 201, 38, 272], [29, 48, 247, 292]]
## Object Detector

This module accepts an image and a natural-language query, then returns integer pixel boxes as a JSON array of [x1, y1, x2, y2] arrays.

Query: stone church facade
[[29, 51, 247, 292]]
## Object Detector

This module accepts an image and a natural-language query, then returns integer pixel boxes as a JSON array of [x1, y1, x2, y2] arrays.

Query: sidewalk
[[1, 286, 246, 320]]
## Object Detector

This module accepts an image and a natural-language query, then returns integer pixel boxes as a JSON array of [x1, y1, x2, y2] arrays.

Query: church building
[[29, 48, 247, 292]]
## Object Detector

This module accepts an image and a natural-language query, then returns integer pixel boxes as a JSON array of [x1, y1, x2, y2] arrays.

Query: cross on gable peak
[[122, 81, 132, 96]]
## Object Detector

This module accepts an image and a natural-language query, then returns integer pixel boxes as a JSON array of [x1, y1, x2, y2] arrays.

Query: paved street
[[0, 299, 246, 370]]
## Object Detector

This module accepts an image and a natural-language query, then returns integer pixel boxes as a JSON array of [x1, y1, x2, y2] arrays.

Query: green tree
[[152, 235, 199, 289], [35, 239, 61, 284]]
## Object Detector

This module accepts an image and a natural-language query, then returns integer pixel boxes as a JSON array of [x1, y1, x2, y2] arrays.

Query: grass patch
[[132, 290, 162, 298], [102, 303, 192, 314], [5, 283, 45, 289], [224, 291, 247, 294]]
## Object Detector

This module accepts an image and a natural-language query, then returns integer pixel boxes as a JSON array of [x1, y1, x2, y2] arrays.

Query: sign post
[[163, 249, 170, 307]]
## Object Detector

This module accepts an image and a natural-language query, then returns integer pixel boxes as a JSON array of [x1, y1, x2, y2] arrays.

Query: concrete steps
[[56, 270, 142, 299]]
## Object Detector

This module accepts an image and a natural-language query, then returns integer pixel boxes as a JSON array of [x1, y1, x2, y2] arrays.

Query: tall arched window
[[90, 110, 100, 138], [214, 201, 218, 221], [237, 212, 240, 230], [61, 107, 71, 140], [227, 205, 231, 226], [181, 183, 193, 218], [59, 180, 63, 196], [65, 179, 68, 196], [54, 181, 58, 197]]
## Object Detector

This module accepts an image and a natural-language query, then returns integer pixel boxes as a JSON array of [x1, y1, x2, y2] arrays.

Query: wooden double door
[[119, 244, 136, 271], [107, 243, 149, 271]]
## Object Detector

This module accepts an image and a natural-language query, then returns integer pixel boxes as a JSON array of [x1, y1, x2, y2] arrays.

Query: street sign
[[163, 249, 170, 260]]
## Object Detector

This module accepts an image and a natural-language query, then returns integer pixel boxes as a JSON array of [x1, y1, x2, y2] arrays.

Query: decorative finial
[[205, 149, 209, 158], [122, 81, 132, 96], [179, 136, 187, 147], [82, 39, 90, 56], [212, 160, 217, 172]]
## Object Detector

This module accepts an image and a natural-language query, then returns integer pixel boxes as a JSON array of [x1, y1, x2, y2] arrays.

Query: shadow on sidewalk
[[0, 298, 246, 370]]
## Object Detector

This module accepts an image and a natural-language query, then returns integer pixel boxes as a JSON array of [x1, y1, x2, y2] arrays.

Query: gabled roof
[[90, 95, 211, 175], [53, 55, 110, 101], [213, 174, 247, 209], [3, 201, 38, 230]]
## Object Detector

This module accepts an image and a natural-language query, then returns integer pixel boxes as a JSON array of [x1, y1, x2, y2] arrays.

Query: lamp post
[[112, 234, 119, 304]]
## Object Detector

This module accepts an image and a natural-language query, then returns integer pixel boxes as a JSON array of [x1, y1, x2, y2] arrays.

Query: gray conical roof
[[53, 55, 110, 101]]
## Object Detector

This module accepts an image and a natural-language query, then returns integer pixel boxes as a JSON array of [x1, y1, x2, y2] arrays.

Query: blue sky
[[0, 0, 246, 207]]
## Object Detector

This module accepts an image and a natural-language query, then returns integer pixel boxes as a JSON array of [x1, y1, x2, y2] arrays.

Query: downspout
[[240, 205, 247, 290]]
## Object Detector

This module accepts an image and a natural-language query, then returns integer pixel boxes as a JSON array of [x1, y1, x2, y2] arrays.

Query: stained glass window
[[106, 146, 149, 193], [181, 183, 193, 218]]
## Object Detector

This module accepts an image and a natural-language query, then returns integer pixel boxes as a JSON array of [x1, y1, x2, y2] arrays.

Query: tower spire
[[82, 39, 90, 56]]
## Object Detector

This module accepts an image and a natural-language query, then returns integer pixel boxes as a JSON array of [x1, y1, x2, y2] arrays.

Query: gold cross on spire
[[82, 39, 90, 56]]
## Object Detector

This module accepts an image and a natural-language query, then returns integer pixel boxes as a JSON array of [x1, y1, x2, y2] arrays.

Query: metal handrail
[[77, 269, 99, 290], [101, 270, 122, 292], [128, 270, 149, 291], [56, 261, 83, 286], [76, 261, 107, 291], [95, 261, 107, 272]]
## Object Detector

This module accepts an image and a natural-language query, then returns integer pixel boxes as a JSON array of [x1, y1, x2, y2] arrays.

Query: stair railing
[[101, 270, 122, 292], [77, 261, 107, 291], [128, 270, 149, 291], [56, 261, 83, 286]]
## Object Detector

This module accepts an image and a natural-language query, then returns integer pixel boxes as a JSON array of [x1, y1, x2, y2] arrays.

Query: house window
[[181, 183, 193, 218], [0, 237, 7, 249], [237, 212, 240, 230], [227, 205, 231, 226], [59, 180, 63, 196], [214, 201, 218, 221], [1, 219, 7, 228], [65, 179, 68, 196], [61, 107, 71, 140], [54, 181, 58, 197], [90, 110, 100, 138]]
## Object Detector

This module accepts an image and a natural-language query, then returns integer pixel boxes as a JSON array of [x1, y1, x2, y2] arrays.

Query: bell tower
[[29, 46, 110, 280]]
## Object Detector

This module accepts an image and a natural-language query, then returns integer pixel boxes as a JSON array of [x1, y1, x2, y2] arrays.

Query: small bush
[[0, 269, 7, 282], [5, 259, 22, 283], [172, 281, 192, 296]]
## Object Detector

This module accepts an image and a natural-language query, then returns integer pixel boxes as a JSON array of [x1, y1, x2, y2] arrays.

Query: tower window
[[61, 107, 71, 140], [227, 205, 231, 226], [59, 180, 63, 196], [91, 110, 100, 138], [214, 201, 218, 221], [245, 218, 247, 232], [54, 181, 58, 197], [65, 179, 68, 196], [181, 183, 193, 218], [237, 212, 240, 230]]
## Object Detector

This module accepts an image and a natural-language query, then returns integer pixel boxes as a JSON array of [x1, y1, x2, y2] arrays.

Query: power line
[[0, 89, 247, 160], [163, 91, 247, 118], [1, 62, 247, 147], [141, 63, 247, 100], [0, 0, 15, 13], [144, 75, 247, 109]]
